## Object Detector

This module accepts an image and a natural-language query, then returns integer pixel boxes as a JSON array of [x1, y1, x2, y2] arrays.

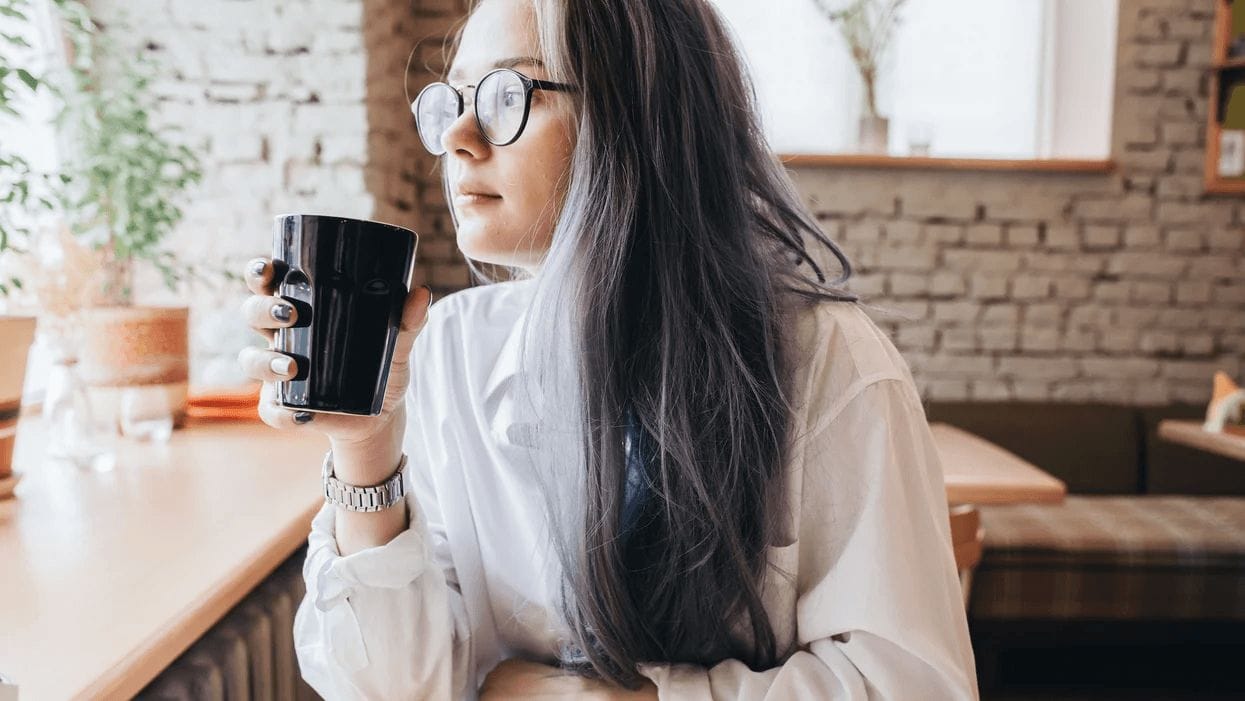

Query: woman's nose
[[440, 101, 489, 158]]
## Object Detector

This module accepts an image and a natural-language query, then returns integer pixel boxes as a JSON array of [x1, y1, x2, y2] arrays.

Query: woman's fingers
[[238, 346, 299, 383], [242, 294, 298, 334], [390, 285, 434, 368], [244, 257, 276, 296], [256, 381, 318, 430]]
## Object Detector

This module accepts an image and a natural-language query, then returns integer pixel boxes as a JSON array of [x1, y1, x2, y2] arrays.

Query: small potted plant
[[813, 0, 909, 154], [2, 0, 219, 431], [0, 0, 57, 488]]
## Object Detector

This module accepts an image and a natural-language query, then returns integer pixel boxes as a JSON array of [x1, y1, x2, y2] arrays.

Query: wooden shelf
[[779, 153, 1115, 174], [1204, 0, 1245, 194], [1213, 57, 1245, 70], [1205, 177, 1245, 194]]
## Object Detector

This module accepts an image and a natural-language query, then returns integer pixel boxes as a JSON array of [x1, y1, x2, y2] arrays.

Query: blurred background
[[3, 1, 1245, 699]]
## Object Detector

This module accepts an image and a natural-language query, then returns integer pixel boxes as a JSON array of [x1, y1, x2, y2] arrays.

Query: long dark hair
[[437, 0, 857, 689]]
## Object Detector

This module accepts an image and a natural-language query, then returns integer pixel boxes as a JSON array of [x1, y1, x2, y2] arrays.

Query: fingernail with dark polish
[[271, 303, 292, 322], [249, 260, 266, 277], [293, 411, 314, 424]]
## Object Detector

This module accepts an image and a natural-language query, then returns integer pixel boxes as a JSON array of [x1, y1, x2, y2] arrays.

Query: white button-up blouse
[[292, 277, 980, 700]]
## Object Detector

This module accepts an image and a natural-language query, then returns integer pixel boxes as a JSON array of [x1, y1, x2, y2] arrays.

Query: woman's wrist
[[329, 413, 405, 485]]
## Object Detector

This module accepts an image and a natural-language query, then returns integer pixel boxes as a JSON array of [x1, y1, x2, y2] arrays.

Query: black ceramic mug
[[271, 213, 418, 416]]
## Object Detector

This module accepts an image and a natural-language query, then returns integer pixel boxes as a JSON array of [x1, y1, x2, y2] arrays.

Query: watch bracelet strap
[[322, 450, 408, 513]]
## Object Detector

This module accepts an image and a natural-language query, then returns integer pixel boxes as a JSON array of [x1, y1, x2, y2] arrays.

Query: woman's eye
[[504, 91, 524, 108]]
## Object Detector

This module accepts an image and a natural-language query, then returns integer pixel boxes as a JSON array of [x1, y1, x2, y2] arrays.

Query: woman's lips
[[454, 193, 502, 206]]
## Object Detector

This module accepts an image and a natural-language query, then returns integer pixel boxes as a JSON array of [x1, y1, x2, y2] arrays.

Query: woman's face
[[441, 0, 575, 275]]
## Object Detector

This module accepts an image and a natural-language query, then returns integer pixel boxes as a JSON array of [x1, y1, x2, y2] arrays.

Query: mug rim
[[272, 212, 419, 237]]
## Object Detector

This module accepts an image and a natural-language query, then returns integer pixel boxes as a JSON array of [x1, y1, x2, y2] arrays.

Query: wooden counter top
[[0, 414, 327, 701]]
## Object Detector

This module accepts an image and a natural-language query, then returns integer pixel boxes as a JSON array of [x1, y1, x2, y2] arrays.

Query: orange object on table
[[185, 384, 262, 422]]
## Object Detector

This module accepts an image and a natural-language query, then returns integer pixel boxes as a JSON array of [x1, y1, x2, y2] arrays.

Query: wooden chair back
[[949, 503, 983, 607]]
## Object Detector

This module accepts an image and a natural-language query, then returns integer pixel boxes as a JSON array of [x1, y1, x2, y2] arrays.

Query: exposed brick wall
[[93, 0, 1241, 402]]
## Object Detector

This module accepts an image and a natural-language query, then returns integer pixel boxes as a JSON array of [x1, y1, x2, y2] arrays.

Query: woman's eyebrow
[[448, 56, 545, 83]]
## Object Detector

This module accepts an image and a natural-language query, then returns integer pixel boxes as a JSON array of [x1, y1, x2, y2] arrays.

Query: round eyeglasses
[[411, 68, 576, 156]]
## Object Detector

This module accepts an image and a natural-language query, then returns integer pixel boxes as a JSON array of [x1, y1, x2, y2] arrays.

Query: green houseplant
[[53, 0, 206, 303], [0, 0, 58, 484], [1, 0, 218, 432], [0, 0, 61, 295], [53, 0, 208, 429], [1, 0, 210, 302]]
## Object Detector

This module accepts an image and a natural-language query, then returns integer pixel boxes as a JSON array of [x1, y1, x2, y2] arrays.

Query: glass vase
[[41, 333, 114, 471]]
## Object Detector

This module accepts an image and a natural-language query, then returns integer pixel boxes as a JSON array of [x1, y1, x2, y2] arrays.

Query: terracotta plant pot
[[1, 315, 37, 484], [76, 306, 190, 429]]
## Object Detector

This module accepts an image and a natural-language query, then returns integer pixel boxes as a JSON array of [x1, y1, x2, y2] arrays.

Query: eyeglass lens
[[415, 70, 528, 154]]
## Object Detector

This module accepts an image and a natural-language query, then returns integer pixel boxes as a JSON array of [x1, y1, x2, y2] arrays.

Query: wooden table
[[0, 414, 326, 701], [929, 422, 1067, 506], [1158, 419, 1245, 462]]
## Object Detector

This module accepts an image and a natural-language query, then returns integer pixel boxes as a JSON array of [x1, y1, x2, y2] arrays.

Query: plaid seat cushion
[[969, 496, 1245, 621]]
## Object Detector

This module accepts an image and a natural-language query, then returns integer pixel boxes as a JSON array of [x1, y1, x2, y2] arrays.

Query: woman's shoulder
[[425, 278, 536, 330], [407, 278, 536, 395], [790, 298, 921, 429], [416, 278, 534, 349]]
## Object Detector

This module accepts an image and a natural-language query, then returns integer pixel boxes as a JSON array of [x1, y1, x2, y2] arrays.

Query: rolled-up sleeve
[[293, 497, 465, 700], [637, 378, 979, 700], [293, 348, 475, 699]]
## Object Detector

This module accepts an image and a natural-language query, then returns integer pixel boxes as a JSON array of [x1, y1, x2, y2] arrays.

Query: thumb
[[392, 284, 434, 364]]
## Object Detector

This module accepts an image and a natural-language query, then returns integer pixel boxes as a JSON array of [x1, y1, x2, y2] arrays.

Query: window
[[710, 0, 1118, 159], [0, 0, 62, 188]]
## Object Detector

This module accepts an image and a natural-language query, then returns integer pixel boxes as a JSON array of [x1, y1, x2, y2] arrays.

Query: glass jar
[[42, 343, 114, 471]]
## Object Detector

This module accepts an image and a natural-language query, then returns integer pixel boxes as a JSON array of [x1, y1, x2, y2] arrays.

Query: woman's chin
[[457, 228, 514, 266]]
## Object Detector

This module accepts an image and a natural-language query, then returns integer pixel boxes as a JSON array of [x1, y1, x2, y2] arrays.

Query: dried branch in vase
[[812, 0, 909, 118]]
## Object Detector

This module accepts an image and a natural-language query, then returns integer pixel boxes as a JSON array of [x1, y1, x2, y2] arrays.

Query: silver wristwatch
[[321, 450, 408, 512]]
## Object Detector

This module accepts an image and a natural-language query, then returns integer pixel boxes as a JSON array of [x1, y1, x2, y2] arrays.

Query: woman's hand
[[236, 256, 433, 452], [479, 658, 659, 700]]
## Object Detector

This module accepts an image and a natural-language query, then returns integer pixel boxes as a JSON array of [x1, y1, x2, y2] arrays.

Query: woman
[[238, 0, 979, 698]]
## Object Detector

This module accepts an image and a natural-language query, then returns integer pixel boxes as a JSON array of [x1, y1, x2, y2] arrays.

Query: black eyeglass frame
[[412, 67, 576, 155]]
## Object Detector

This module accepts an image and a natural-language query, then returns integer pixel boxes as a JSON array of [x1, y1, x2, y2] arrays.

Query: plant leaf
[[15, 69, 38, 91]]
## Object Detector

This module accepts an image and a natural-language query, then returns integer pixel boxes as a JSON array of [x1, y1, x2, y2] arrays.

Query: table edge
[[81, 498, 321, 700]]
